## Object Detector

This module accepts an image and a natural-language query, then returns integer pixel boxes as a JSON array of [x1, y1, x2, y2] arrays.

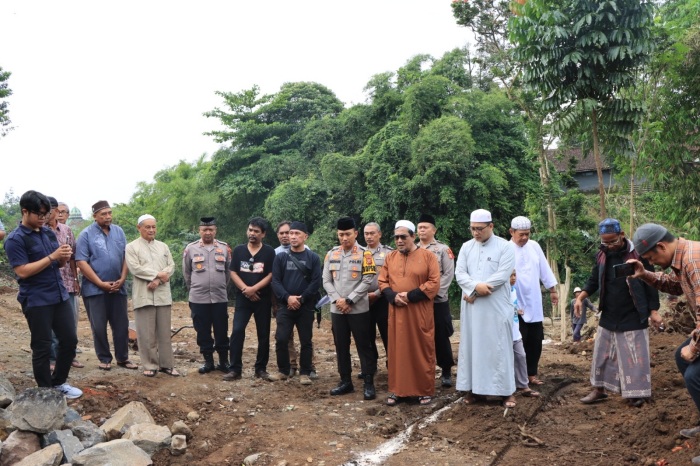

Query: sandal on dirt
[[518, 388, 540, 398], [502, 396, 516, 408], [98, 362, 112, 371], [71, 359, 85, 368], [418, 396, 432, 405], [528, 377, 545, 385], [117, 360, 138, 370], [143, 369, 157, 377], [580, 390, 608, 404], [386, 394, 399, 406], [159, 367, 180, 377], [463, 393, 487, 404]]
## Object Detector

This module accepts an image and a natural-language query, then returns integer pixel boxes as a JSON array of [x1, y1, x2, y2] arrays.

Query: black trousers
[[519, 316, 544, 377], [369, 296, 389, 362], [22, 299, 77, 387], [275, 307, 314, 376], [433, 301, 455, 373], [331, 312, 377, 380], [190, 302, 229, 354], [230, 297, 271, 374], [84, 294, 129, 364]]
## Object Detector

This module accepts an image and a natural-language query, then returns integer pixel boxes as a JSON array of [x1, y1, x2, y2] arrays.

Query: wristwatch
[[346, 298, 354, 305]]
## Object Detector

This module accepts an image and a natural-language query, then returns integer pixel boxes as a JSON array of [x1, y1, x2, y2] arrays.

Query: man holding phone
[[574, 218, 661, 407]]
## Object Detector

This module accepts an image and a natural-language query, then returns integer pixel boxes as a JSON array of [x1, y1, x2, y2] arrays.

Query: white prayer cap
[[394, 220, 416, 233], [574, 287, 582, 293], [470, 209, 492, 223], [137, 214, 156, 225], [511, 216, 531, 230]]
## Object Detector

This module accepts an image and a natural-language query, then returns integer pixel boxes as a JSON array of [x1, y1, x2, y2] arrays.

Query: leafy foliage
[[0, 67, 12, 137]]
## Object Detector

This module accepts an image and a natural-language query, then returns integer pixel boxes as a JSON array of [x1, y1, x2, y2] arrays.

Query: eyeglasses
[[394, 234, 409, 240], [600, 236, 623, 247], [470, 225, 490, 232], [56, 210, 69, 215], [31, 210, 50, 219]]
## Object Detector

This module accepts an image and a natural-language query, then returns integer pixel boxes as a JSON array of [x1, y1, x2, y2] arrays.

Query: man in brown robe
[[379, 220, 440, 406]]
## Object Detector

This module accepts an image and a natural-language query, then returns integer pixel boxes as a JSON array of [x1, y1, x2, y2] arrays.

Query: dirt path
[[0, 287, 697, 465]]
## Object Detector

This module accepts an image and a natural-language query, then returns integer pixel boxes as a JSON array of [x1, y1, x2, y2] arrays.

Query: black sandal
[[418, 396, 432, 405], [159, 367, 180, 377], [386, 394, 399, 406]]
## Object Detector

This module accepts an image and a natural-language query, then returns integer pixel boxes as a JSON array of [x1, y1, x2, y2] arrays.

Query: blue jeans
[[572, 323, 584, 342], [675, 338, 700, 413]]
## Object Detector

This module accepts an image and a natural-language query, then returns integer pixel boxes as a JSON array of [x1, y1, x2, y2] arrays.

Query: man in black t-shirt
[[223, 217, 276, 381], [270, 221, 322, 384]]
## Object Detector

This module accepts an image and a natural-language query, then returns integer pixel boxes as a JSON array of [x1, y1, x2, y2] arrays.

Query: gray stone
[[122, 423, 172, 456], [15, 443, 63, 466], [64, 407, 82, 425], [9, 388, 67, 433], [0, 409, 15, 441], [170, 434, 187, 456], [170, 420, 192, 440], [43, 429, 85, 463], [0, 430, 41, 466], [71, 439, 153, 466], [68, 420, 106, 448], [100, 401, 154, 440], [244, 452, 263, 465], [0, 375, 16, 408]]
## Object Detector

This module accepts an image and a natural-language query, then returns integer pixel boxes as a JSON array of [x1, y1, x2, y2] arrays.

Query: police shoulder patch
[[362, 250, 377, 275], [447, 247, 455, 260]]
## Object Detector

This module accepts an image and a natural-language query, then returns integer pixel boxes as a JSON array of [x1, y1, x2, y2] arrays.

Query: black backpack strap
[[286, 251, 312, 283]]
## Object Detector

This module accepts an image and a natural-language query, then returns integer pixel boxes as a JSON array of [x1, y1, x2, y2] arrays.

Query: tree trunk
[[537, 142, 562, 321], [591, 108, 607, 218], [560, 263, 571, 342], [629, 157, 636, 237]]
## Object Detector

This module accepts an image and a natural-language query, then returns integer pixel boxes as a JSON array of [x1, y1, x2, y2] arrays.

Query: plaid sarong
[[590, 326, 651, 398]]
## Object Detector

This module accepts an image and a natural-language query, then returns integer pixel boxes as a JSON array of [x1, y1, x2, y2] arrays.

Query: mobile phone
[[613, 263, 635, 278]]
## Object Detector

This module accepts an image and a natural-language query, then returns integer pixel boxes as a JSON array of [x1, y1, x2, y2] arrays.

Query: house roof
[[544, 148, 610, 173]]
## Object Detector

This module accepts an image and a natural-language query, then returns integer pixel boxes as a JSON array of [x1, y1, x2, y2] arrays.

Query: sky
[[1, 1, 473, 218]]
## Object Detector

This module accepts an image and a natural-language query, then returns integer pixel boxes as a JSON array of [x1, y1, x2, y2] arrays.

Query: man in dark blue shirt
[[4, 190, 82, 398]]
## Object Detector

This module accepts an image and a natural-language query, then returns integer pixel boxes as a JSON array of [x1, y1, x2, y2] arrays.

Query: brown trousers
[[135, 305, 174, 371]]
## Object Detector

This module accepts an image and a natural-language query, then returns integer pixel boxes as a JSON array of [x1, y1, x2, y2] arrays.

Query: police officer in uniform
[[359, 222, 393, 380], [416, 213, 456, 387], [183, 217, 231, 374], [323, 217, 378, 400]]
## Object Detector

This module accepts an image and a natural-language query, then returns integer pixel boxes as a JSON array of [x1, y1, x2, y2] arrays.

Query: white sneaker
[[54, 383, 83, 399]]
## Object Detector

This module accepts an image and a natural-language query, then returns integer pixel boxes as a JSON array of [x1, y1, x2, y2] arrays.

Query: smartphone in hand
[[613, 263, 635, 279]]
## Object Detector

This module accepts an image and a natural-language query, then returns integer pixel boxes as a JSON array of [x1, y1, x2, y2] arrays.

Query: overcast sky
[[1, 1, 472, 218]]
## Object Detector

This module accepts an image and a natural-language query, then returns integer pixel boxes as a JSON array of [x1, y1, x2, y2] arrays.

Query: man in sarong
[[509, 216, 558, 386], [455, 209, 516, 408], [379, 220, 440, 406], [575, 218, 661, 407]]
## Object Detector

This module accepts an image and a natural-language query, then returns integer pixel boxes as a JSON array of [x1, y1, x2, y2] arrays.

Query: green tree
[[510, 0, 656, 218], [0, 67, 12, 137]]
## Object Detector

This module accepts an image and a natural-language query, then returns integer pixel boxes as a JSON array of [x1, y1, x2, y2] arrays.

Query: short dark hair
[[648, 231, 677, 254], [276, 220, 291, 233], [248, 217, 268, 233], [20, 190, 51, 213]]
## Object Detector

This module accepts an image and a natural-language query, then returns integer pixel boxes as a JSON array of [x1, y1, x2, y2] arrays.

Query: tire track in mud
[[489, 377, 575, 466]]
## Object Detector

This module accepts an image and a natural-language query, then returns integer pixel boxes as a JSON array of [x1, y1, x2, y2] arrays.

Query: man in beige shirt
[[125, 214, 178, 377]]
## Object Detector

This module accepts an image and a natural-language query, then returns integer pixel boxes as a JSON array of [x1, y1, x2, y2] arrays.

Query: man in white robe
[[509, 216, 558, 386], [456, 209, 516, 407]]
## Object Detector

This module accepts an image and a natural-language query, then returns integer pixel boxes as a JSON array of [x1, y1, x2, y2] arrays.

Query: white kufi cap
[[137, 214, 156, 225], [394, 220, 416, 232], [470, 209, 492, 223], [511, 216, 531, 230]]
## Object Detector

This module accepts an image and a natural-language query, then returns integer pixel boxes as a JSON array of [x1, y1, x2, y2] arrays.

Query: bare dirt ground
[[0, 283, 698, 466]]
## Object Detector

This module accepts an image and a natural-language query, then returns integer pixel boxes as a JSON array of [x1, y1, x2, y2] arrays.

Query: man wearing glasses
[[4, 190, 82, 398], [455, 209, 516, 408], [574, 218, 661, 407], [379, 220, 440, 406]]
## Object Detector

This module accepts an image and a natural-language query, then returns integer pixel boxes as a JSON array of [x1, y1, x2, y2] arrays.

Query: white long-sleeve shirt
[[512, 239, 557, 323]]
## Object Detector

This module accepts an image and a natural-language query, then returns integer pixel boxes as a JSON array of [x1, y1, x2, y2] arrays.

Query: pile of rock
[[0, 375, 192, 465]]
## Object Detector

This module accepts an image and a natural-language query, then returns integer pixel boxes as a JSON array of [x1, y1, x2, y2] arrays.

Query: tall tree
[[0, 67, 12, 137], [510, 0, 656, 218]]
